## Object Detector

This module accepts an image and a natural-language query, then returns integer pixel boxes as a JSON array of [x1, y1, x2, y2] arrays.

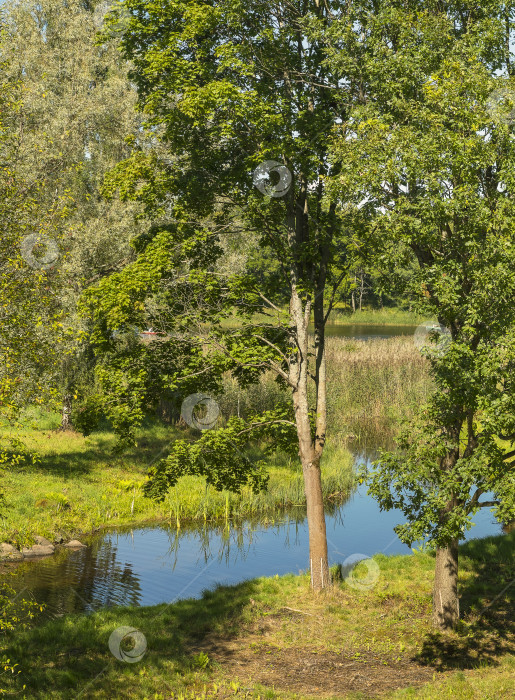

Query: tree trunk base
[[432, 540, 459, 630], [310, 556, 331, 591], [303, 460, 331, 591], [59, 395, 73, 431]]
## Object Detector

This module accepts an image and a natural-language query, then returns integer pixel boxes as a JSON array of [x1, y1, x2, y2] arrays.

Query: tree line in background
[[0, 0, 147, 437], [0, 0, 411, 439], [1, 0, 514, 633]]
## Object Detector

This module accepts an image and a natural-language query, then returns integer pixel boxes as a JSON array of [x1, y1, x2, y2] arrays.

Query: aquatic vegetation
[[0, 335, 428, 543]]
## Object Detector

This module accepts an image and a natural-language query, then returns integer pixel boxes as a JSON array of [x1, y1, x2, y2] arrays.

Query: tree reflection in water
[[5, 478, 501, 626]]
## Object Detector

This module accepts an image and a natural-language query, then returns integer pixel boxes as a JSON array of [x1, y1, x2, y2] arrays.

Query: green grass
[[327, 307, 429, 326], [220, 306, 428, 329], [324, 335, 433, 448], [0, 532, 512, 699], [0, 413, 354, 547]]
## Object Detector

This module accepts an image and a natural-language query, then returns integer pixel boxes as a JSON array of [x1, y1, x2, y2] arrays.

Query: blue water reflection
[[5, 483, 502, 621]]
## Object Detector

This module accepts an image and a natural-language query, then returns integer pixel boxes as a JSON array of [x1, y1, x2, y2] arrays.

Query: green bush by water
[[0, 413, 354, 545]]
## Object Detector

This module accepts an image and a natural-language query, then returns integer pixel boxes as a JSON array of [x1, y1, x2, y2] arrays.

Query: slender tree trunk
[[59, 394, 73, 431], [284, 164, 331, 591], [312, 261, 330, 589], [157, 397, 180, 424], [432, 537, 459, 630], [432, 446, 460, 631], [303, 452, 330, 589], [289, 286, 329, 591]]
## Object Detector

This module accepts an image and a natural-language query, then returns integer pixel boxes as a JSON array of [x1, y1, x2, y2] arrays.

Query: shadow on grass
[[417, 531, 515, 670], [7, 422, 180, 478], [1, 578, 259, 699], [35, 438, 176, 477]]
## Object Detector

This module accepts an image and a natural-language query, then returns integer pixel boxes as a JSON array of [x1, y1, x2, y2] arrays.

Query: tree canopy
[[327, 0, 515, 628], [0, 0, 514, 631]]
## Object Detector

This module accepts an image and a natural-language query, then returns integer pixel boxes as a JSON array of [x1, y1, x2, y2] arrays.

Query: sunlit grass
[[325, 335, 433, 448], [0, 531, 512, 699], [219, 306, 429, 328], [0, 413, 354, 547], [0, 334, 430, 544]]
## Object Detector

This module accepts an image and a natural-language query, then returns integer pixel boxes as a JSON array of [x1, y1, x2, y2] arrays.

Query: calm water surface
[[4, 481, 502, 622], [2, 323, 504, 622]]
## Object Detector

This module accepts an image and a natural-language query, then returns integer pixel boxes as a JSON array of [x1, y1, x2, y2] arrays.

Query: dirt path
[[208, 641, 439, 697]]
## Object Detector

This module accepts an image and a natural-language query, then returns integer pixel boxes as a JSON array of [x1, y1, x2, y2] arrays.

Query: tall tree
[[1, 0, 148, 426], [328, 1, 515, 629], [82, 0, 366, 590], [0, 46, 70, 441]]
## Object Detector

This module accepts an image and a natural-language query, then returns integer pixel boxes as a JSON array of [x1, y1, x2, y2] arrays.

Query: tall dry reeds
[[219, 334, 432, 453], [325, 335, 432, 449]]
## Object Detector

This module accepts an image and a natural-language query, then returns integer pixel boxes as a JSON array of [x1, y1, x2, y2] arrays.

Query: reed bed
[[328, 307, 428, 326], [221, 307, 427, 327], [325, 336, 432, 447], [218, 334, 433, 453], [165, 442, 354, 527]]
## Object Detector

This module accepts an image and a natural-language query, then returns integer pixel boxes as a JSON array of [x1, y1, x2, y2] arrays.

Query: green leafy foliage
[[329, 4, 515, 548], [1, 0, 149, 432], [82, 1, 360, 524]]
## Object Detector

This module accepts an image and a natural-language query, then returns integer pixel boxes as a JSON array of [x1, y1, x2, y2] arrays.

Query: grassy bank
[[327, 307, 428, 326], [0, 415, 354, 547], [1, 532, 513, 698], [0, 335, 431, 545]]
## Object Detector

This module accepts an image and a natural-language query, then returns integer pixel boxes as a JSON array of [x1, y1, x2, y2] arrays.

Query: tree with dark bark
[[328, 1, 515, 629]]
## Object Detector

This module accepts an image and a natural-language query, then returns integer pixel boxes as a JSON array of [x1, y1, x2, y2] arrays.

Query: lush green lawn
[[1, 532, 512, 699], [327, 308, 429, 326], [0, 414, 354, 548]]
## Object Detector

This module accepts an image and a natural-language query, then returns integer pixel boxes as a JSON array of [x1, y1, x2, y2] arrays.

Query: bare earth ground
[[194, 612, 451, 698], [203, 642, 440, 697]]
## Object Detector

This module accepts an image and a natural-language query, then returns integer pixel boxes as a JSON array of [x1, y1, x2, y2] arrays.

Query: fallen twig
[[280, 606, 313, 616]]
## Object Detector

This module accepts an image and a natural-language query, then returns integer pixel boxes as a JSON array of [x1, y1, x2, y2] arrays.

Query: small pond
[[2, 323, 504, 623], [3, 478, 502, 623]]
